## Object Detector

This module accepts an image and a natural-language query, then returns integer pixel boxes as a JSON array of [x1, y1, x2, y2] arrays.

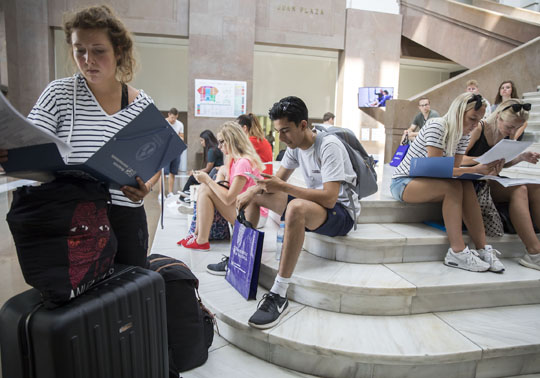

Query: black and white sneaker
[[206, 256, 229, 276], [248, 292, 289, 329]]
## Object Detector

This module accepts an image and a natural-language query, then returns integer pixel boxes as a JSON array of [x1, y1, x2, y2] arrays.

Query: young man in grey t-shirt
[[402, 97, 440, 143], [207, 96, 359, 330]]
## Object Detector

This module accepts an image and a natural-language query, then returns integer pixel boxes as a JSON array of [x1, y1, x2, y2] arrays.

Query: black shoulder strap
[[121, 83, 129, 109]]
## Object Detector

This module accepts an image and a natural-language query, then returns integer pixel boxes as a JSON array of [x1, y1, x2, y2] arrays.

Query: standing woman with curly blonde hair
[[178, 121, 266, 252], [0, 5, 156, 267]]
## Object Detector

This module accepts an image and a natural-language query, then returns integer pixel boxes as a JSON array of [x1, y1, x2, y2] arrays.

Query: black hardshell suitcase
[[0, 266, 168, 378]]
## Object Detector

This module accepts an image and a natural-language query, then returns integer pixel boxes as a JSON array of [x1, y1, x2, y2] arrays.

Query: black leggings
[[182, 175, 198, 193], [109, 205, 149, 267]]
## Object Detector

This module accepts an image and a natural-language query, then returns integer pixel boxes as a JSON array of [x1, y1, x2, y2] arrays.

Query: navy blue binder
[[1, 104, 186, 187]]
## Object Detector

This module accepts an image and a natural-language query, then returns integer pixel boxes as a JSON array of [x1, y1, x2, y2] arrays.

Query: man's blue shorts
[[164, 155, 181, 175], [281, 195, 354, 237]]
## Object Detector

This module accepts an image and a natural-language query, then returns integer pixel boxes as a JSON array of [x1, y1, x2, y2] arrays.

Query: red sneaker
[[177, 234, 195, 246], [183, 237, 210, 251]]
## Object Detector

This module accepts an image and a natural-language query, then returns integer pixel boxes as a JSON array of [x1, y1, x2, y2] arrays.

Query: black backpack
[[6, 178, 117, 308], [147, 254, 215, 376]]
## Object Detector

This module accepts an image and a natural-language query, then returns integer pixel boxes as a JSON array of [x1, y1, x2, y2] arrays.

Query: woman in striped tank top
[[1, 5, 155, 267]]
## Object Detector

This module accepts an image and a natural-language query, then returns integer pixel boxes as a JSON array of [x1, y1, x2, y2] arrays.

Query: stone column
[[4, 0, 52, 115], [335, 9, 402, 156], [384, 99, 418, 163], [187, 0, 256, 170]]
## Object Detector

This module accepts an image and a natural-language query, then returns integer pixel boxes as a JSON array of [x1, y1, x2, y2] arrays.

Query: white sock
[[270, 274, 290, 298]]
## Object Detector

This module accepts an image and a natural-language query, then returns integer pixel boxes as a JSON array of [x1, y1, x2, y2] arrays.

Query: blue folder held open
[[2, 104, 186, 187], [409, 157, 483, 181]]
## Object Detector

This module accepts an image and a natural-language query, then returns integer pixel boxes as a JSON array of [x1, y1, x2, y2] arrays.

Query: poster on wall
[[194, 79, 247, 118]]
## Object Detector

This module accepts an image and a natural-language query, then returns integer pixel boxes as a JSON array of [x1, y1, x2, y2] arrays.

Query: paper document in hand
[[474, 139, 532, 165], [1, 103, 186, 187], [0, 91, 72, 157], [409, 157, 540, 187]]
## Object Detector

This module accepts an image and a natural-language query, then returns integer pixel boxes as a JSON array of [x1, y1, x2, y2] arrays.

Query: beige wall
[[398, 67, 450, 100], [401, 0, 540, 69], [130, 36, 188, 112], [255, 0, 346, 49], [336, 9, 402, 155], [472, 0, 540, 24], [187, 0, 257, 169], [47, 0, 189, 37], [54, 30, 189, 112], [252, 45, 338, 116], [398, 58, 465, 100]]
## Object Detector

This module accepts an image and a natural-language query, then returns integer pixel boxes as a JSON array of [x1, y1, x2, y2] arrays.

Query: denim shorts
[[390, 177, 414, 202], [281, 195, 354, 237]]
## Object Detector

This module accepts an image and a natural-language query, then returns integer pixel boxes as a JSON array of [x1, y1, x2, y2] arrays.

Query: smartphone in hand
[[244, 172, 259, 181]]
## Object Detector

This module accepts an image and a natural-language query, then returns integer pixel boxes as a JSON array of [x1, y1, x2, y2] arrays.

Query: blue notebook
[[2, 104, 186, 187], [409, 157, 483, 181]]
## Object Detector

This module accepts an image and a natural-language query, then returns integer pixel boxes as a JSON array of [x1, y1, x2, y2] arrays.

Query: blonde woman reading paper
[[463, 99, 540, 271], [177, 122, 265, 251], [391, 93, 505, 273]]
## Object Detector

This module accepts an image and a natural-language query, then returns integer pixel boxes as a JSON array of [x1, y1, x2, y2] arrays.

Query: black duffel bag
[[6, 178, 117, 308], [147, 254, 215, 376]]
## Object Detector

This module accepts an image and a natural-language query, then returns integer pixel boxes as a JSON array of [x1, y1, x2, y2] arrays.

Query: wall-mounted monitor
[[358, 87, 394, 108]]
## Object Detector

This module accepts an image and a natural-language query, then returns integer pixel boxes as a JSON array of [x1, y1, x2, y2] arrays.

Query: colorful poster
[[194, 79, 247, 118]]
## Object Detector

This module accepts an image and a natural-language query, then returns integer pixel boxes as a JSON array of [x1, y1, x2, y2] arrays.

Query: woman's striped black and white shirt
[[392, 118, 471, 178], [28, 74, 153, 207]]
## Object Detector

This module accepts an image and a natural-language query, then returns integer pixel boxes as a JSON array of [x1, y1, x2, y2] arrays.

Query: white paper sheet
[[483, 175, 540, 187], [0, 92, 72, 156], [474, 139, 532, 165]]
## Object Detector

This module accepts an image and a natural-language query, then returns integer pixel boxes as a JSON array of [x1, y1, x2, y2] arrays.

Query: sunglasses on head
[[502, 103, 531, 113], [271, 101, 292, 113], [467, 94, 484, 111]]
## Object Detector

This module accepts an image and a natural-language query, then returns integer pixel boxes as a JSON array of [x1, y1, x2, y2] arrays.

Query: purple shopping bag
[[390, 135, 410, 167], [225, 211, 264, 300]]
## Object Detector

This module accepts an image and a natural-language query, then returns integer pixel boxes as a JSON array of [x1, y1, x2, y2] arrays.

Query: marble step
[[523, 91, 540, 99], [522, 130, 540, 142], [183, 332, 316, 378], [526, 120, 540, 132], [197, 273, 540, 378], [524, 98, 540, 106], [258, 251, 540, 315], [303, 222, 529, 264], [358, 194, 442, 224]]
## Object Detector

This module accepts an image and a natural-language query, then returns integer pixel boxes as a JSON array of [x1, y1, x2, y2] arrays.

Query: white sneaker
[[477, 245, 505, 273], [166, 192, 174, 199], [178, 191, 190, 198], [519, 252, 540, 271], [444, 246, 490, 272], [178, 203, 193, 214]]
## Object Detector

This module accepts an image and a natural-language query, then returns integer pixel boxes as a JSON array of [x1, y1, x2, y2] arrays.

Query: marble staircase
[[153, 162, 540, 378]]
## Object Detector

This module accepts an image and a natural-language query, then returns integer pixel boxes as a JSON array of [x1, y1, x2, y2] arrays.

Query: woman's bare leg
[[461, 181, 487, 249], [491, 182, 540, 254], [403, 178, 466, 251]]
